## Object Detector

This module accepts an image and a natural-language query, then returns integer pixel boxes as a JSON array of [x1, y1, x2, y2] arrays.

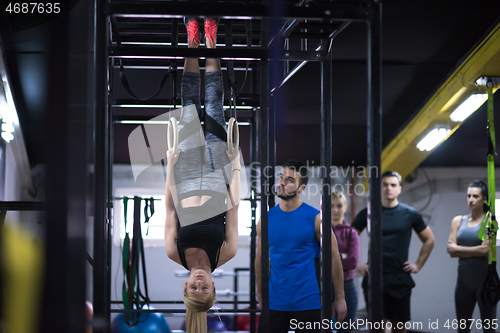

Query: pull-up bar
[[106, 1, 370, 22]]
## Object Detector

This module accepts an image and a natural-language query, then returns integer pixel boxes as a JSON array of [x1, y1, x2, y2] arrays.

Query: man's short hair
[[283, 159, 309, 186], [381, 170, 402, 186]]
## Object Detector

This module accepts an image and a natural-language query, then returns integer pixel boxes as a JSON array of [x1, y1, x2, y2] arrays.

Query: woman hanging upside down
[[164, 17, 241, 333]]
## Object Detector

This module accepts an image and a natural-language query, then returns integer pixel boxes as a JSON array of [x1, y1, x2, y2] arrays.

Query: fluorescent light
[[449, 93, 488, 122], [417, 127, 451, 151], [0, 117, 14, 143], [1, 121, 14, 133], [1, 132, 13, 143]]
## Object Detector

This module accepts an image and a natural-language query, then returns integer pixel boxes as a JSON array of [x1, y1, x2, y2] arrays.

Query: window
[[113, 188, 166, 246], [237, 199, 260, 237]]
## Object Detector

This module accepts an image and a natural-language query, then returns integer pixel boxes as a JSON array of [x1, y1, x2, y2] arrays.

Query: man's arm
[[403, 226, 435, 273], [352, 226, 369, 276], [315, 214, 347, 322], [255, 218, 268, 307]]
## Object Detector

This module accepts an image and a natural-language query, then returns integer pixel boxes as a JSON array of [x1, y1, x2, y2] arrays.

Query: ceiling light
[[417, 127, 451, 152], [1, 121, 14, 133], [1, 118, 14, 143], [1, 131, 13, 143], [449, 93, 488, 122]]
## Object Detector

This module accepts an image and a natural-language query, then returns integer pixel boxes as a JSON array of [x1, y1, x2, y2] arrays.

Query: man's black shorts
[[257, 309, 322, 333]]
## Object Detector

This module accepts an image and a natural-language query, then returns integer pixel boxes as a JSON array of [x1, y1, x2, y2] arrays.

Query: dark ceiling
[[2, 0, 500, 173]]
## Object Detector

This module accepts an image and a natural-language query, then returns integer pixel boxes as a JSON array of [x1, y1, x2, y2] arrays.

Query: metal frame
[[94, 1, 112, 332], [367, 1, 383, 330], [95, 1, 382, 332], [320, 39, 333, 331]]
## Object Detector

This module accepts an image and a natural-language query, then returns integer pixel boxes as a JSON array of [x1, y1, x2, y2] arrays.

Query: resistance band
[[121, 196, 155, 326], [478, 85, 500, 306]]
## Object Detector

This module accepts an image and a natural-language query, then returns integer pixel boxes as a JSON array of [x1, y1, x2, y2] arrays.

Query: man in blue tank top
[[352, 171, 435, 333], [256, 160, 347, 333]]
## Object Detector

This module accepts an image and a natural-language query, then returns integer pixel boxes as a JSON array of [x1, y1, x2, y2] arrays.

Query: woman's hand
[[226, 148, 241, 169], [166, 148, 180, 167], [356, 262, 369, 276], [447, 239, 459, 257]]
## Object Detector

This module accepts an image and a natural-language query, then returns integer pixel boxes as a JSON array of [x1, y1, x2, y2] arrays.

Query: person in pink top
[[331, 191, 360, 332]]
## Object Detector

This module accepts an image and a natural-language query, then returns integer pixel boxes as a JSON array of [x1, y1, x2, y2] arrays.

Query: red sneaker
[[185, 18, 201, 48], [204, 18, 218, 48]]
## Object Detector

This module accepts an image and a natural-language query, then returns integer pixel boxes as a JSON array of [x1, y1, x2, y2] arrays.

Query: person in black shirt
[[352, 171, 435, 333]]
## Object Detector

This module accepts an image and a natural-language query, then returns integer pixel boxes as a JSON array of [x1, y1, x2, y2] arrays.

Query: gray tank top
[[456, 215, 488, 265]]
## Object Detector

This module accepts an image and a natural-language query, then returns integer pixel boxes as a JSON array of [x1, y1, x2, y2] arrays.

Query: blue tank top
[[268, 202, 321, 311], [456, 215, 488, 266]]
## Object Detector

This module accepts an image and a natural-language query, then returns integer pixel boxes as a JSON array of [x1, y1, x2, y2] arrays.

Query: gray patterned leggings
[[174, 71, 232, 203]]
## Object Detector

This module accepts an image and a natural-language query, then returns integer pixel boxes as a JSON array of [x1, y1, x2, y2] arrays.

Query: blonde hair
[[331, 191, 348, 207], [183, 286, 216, 333]]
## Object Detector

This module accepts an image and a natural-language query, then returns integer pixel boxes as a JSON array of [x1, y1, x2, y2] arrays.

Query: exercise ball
[[181, 314, 227, 332], [237, 307, 260, 331], [110, 312, 171, 333], [207, 316, 227, 332], [218, 314, 234, 331]]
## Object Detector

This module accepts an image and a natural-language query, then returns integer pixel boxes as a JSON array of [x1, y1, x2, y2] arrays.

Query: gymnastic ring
[[227, 117, 239, 154], [167, 117, 179, 153]]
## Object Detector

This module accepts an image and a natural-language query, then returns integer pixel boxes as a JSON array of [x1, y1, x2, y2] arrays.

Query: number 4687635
[[5, 3, 61, 14]]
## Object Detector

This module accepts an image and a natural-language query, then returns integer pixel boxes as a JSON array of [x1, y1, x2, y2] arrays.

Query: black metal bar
[[367, 0, 383, 331], [273, 21, 351, 91], [112, 58, 258, 69], [250, 116, 258, 333], [0, 210, 6, 225], [111, 300, 252, 304], [40, 1, 91, 331], [106, 2, 369, 21], [94, 0, 111, 332], [234, 266, 239, 330], [109, 46, 325, 61], [112, 96, 261, 106], [0, 201, 47, 211], [107, 54, 115, 331], [268, 18, 300, 47], [171, 18, 178, 49], [110, 308, 262, 314], [259, 2, 270, 330], [320, 41, 333, 333], [87, 252, 94, 266], [233, 267, 250, 331]]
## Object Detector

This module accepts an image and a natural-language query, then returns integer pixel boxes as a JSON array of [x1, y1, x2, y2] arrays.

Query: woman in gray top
[[447, 180, 497, 333]]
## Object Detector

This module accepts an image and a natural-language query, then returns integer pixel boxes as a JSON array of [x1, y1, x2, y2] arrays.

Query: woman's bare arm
[[165, 148, 182, 265], [447, 215, 489, 258], [218, 149, 241, 266]]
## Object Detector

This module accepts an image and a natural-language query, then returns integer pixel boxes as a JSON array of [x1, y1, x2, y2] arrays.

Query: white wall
[[112, 165, 500, 332]]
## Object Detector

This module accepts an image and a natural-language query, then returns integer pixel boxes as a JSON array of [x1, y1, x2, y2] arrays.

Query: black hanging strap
[[204, 115, 228, 143], [119, 61, 173, 101], [143, 197, 155, 236], [111, 15, 173, 101]]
